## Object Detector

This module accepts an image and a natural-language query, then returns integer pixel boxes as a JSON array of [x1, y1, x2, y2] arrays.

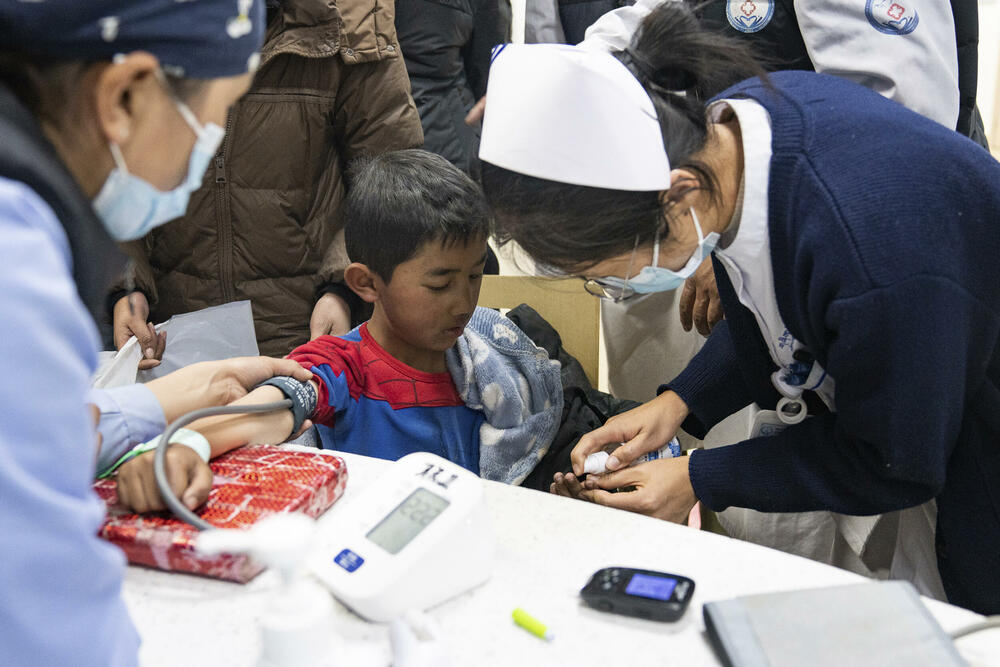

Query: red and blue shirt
[[288, 324, 483, 473]]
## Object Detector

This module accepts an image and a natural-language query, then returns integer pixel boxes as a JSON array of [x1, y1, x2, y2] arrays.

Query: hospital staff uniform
[[583, 0, 984, 142], [664, 71, 1000, 615], [582, 0, 988, 575], [0, 85, 164, 667]]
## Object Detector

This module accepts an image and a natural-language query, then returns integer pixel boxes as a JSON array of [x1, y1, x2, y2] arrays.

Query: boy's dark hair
[[344, 149, 493, 281], [481, 2, 767, 273]]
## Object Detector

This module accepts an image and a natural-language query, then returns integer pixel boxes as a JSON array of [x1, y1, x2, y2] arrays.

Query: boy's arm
[[115, 381, 320, 513], [191, 383, 312, 457]]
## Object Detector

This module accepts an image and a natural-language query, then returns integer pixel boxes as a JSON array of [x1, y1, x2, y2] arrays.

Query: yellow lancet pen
[[512, 607, 554, 642]]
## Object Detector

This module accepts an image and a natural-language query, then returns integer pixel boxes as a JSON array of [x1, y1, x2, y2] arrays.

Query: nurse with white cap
[[479, 3, 1000, 615]]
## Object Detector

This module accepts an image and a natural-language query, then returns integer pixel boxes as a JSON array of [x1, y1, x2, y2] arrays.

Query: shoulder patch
[[726, 0, 774, 34], [865, 0, 919, 35]]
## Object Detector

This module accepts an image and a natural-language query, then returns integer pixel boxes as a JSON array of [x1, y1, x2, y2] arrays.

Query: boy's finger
[[182, 461, 213, 511], [115, 475, 133, 511], [119, 473, 148, 514], [142, 458, 167, 512], [165, 449, 190, 501]]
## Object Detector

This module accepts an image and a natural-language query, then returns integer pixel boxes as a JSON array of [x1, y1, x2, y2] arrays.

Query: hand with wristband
[[114, 374, 319, 514]]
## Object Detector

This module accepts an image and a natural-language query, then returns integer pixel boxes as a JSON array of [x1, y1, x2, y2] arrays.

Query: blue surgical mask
[[93, 81, 225, 241], [622, 209, 719, 294]]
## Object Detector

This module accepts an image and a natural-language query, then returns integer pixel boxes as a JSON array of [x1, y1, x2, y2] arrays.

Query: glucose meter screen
[[366, 488, 450, 555], [624, 573, 677, 601]]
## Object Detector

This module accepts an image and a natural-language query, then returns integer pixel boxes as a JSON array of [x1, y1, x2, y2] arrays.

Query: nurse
[[479, 4, 1000, 615], [0, 2, 306, 664]]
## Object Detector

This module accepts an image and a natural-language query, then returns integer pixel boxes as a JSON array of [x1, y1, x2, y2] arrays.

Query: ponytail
[[619, 1, 766, 179], [483, 2, 768, 273]]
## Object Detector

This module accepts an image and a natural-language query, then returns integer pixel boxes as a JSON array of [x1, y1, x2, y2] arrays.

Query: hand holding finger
[[572, 422, 631, 476]]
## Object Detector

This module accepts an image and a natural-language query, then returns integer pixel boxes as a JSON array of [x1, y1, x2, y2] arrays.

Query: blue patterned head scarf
[[0, 0, 266, 78]]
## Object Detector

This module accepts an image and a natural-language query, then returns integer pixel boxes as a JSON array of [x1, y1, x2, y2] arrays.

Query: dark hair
[[344, 149, 493, 282], [482, 2, 767, 273], [0, 53, 207, 128]]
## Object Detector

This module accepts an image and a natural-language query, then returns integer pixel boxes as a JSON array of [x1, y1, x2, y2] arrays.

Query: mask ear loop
[[615, 235, 641, 302], [690, 207, 706, 244], [108, 142, 130, 176], [154, 69, 207, 139]]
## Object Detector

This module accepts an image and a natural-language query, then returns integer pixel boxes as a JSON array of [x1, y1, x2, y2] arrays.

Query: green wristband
[[96, 428, 211, 479]]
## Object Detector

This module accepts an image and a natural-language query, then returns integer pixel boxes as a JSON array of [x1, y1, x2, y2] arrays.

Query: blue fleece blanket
[[446, 307, 563, 484]]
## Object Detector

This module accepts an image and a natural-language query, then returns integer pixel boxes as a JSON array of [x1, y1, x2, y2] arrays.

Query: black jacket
[[395, 0, 499, 175]]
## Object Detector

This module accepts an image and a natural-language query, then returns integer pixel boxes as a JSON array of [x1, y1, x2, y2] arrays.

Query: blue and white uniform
[[582, 0, 961, 132], [0, 176, 160, 666]]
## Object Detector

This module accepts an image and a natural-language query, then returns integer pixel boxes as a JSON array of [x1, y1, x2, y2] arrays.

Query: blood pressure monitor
[[309, 453, 493, 622]]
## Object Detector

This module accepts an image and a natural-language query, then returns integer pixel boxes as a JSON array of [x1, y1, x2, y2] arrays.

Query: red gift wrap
[[95, 445, 348, 582]]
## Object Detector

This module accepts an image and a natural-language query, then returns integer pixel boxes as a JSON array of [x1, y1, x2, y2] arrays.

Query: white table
[[124, 452, 999, 666]]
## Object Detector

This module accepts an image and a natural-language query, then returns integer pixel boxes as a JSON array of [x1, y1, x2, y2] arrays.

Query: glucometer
[[580, 567, 695, 622]]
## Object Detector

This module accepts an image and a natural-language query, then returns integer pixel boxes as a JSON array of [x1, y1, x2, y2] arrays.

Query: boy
[[115, 150, 529, 513]]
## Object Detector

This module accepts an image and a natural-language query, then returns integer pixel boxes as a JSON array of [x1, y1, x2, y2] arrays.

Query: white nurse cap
[[479, 43, 671, 192]]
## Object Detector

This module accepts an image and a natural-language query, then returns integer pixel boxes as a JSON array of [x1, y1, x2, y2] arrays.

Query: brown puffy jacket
[[117, 0, 423, 356]]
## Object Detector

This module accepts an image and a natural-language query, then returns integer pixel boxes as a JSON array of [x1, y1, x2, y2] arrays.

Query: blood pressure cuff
[[256, 376, 318, 436]]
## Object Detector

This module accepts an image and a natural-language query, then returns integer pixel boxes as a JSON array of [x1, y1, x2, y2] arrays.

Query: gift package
[[94, 445, 348, 582]]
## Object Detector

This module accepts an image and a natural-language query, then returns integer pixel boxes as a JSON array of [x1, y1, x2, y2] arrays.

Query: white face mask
[[92, 76, 225, 241]]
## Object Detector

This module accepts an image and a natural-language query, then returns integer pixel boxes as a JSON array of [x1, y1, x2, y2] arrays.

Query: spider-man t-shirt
[[287, 323, 483, 474]]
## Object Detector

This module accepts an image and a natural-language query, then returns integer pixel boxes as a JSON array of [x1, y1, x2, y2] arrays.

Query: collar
[[710, 98, 773, 264]]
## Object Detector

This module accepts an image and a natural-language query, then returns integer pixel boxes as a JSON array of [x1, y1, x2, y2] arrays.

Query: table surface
[[124, 451, 999, 666]]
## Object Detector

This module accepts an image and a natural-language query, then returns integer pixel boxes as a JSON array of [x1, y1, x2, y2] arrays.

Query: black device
[[580, 567, 695, 622]]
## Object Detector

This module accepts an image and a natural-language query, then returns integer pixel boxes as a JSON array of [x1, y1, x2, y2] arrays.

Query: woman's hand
[[115, 445, 212, 513], [554, 457, 697, 524], [570, 390, 690, 476], [679, 257, 723, 336], [145, 357, 313, 423]]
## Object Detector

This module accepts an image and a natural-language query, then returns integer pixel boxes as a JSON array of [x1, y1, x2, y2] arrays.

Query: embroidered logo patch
[[726, 0, 774, 34], [865, 0, 919, 35]]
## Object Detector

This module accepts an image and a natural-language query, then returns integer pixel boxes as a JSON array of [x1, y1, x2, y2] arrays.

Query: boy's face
[[373, 235, 489, 359]]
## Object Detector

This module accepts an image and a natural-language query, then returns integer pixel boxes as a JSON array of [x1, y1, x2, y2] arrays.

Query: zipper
[[215, 112, 236, 303]]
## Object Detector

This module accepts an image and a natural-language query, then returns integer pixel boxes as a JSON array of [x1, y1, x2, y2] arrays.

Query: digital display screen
[[365, 488, 450, 555], [624, 573, 677, 601]]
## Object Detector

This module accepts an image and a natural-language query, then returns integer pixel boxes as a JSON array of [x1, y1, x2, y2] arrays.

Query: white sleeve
[[795, 0, 959, 129], [580, 0, 677, 52]]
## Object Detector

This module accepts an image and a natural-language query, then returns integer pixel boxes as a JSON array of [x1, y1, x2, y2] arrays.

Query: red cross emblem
[[887, 3, 905, 20], [741, 1, 757, 17]]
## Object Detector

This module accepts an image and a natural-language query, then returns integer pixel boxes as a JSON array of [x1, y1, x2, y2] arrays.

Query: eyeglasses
[[580, 235, 640, 303]]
